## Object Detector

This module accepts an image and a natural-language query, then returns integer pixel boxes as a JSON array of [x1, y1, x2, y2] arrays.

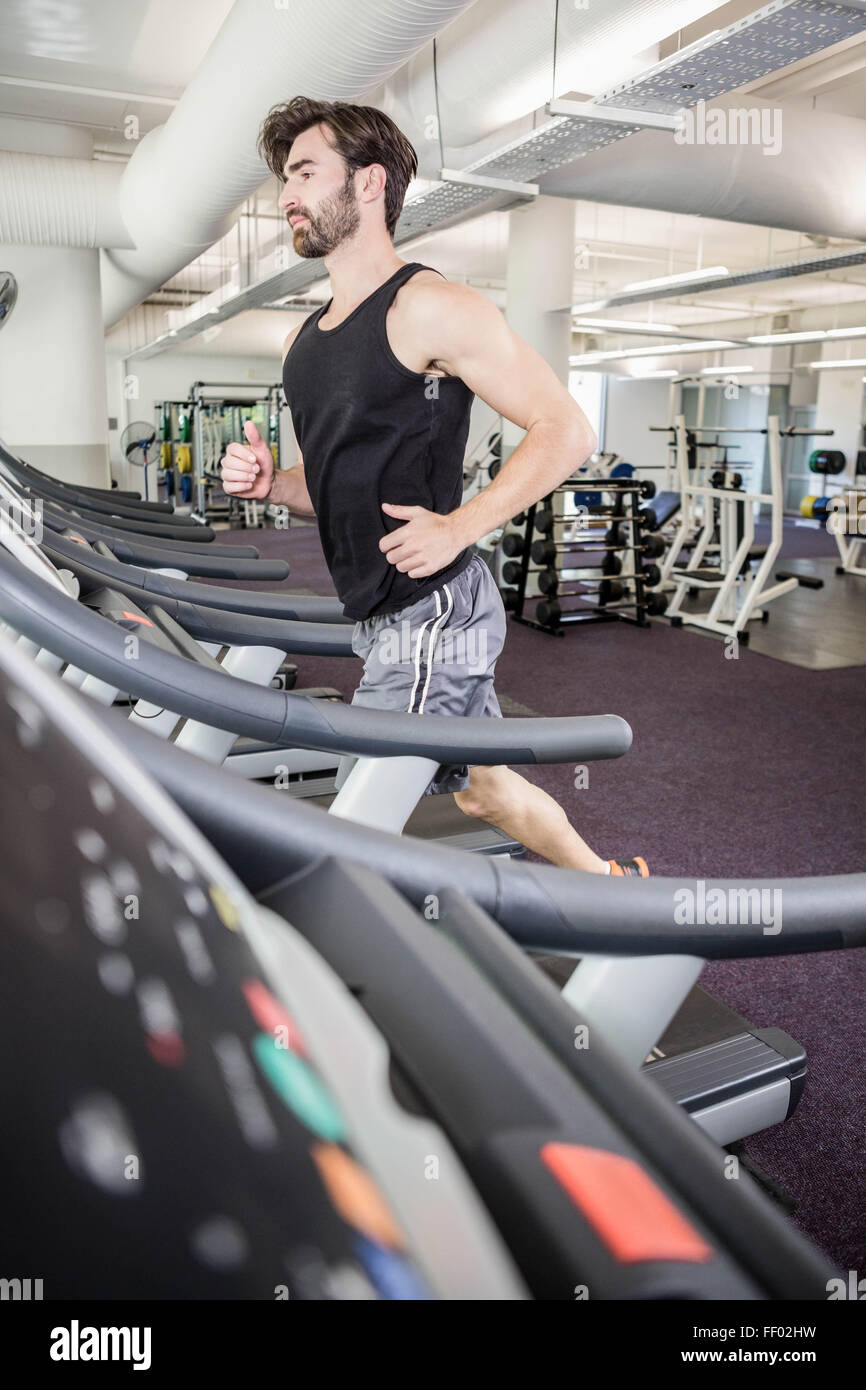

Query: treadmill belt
[[306, 789, 524, 856]]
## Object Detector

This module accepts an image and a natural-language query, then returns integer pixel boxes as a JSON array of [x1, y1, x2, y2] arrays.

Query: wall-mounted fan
[[0, 273, 18, 331], [121, 421, 160, 500]]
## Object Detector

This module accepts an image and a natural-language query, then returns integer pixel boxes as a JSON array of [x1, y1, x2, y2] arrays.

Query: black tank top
[[283, 262, 474, 620]]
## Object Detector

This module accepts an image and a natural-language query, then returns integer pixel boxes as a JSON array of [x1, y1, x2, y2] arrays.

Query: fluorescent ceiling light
[[810, 358, 866, 369], [621, 266, 730, 293], [747, 330, 826, 345], [630, 369, 678, 379], [825, 326, 866, 339], [574, 317, 677, 332], [701, 365, 754, 375], [571, 338, 739, 365]]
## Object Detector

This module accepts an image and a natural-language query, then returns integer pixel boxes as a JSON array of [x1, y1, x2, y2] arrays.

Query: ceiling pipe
[[100, 0, 480, 327], [0, 153, 129, 249], [539, 93, 866, 242]]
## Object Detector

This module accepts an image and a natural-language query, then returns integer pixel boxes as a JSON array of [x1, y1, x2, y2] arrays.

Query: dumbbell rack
[[505, 482, 655, 635]]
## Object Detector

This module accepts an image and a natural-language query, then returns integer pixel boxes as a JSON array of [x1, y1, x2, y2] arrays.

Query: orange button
[[242, 978, 306, 1056], [311, 1143, 406, 1252], [540, 1143, 714, 1265]]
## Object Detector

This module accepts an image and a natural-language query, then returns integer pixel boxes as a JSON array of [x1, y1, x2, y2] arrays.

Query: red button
[[540, 1143, 714, 1264]]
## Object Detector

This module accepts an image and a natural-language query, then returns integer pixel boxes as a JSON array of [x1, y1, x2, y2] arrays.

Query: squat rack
[[189, 380, 284, 526], [651, 415, 829, 641]]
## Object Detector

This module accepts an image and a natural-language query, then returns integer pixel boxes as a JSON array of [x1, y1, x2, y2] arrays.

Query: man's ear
[[360, 163, 387, 202]]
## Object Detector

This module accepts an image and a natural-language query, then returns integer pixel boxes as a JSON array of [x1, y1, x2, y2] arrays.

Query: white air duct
[[101, 0, 480, 326], [369, 0, 726, 167], [539, 94, 866, 242], [0, 153, 129, 249], [365, 1, 866, 242]]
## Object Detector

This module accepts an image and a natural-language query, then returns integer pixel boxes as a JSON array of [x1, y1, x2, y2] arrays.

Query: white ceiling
[[3, 0, 866, 361], [0, 0, 233, 144]]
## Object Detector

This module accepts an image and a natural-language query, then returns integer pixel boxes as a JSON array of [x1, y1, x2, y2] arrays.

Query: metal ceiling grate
[[460, 116, 644, 185], [594, 0, 866, 115], [129, 0, 866, 356], [394, 178, 504, 241]]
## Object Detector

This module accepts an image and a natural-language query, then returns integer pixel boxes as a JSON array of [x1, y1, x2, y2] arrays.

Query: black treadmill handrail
[[0, 445, 171, 514], [17, 482, 217, 541], [112, 715, 866, 959], [8, 467, 194, 526], [42, 538, 354, 656], [48, 531, 289, 583], [44, 531, 345, 623], [0, 548, 633, 763], [42, 505, 258, 558]]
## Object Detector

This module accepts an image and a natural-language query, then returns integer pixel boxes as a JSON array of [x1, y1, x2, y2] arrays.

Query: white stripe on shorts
[[408, 583, 454, 715]]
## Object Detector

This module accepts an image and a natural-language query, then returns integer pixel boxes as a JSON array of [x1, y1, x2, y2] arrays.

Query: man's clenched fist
[[220, 420, 275, 500]]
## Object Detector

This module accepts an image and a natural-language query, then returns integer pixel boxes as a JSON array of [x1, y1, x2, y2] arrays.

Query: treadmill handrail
[[0, 547, 633, 763], [41, 539, 355, 655], [44, 531, 345, 623], [41, 504, 259, 558], [113, 714, 866, 959], [0, 443, 172, 514]]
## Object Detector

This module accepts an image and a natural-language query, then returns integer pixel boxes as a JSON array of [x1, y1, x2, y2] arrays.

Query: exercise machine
[[0, 630, 852, 1298]]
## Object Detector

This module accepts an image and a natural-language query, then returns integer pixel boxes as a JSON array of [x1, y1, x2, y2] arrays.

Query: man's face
[[278, 123, 360, 258]]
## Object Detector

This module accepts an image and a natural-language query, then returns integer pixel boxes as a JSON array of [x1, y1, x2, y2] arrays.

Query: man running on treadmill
[[221, 96, 647, 877]]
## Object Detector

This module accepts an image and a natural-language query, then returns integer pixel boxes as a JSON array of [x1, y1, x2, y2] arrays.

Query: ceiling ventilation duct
[[101, 0, 479, 327], [128, 0, 866, 355]]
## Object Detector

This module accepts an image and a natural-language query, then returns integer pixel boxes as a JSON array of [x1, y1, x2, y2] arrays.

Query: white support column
[[0, 245, 110, 487], [815, 362, 863, 485], [501, 195, 575, 465]]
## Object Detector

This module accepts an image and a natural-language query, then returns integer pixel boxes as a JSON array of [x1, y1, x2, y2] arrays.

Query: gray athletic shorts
[[336, 553, 506, 796]]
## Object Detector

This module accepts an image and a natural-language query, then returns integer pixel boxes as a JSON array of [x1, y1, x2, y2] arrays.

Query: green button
[[252, 1032, 346, 1143]]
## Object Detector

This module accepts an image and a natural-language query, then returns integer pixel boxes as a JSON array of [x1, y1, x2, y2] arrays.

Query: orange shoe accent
[[607, 857, 650, 878]]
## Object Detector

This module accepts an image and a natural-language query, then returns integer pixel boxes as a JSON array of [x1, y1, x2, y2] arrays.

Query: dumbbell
[[568, 477, 657, 500], [536, 592, 619, 629], [532, 533, 664, 565], [537, 598, 563, 628], [603, 517, 657, 546], [641, 562, 662, 588], [710, 470, 743, 489], [607, 522, 665, 556], [539, 573, 626, 602], [534, 508, 612, 535], [502, 532, 528, 558], [504, 558, 616, 588], [646, 592, 669, 616]]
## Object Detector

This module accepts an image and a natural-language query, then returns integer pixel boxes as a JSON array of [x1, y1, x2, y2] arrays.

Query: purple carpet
[[207, 516, 866, 1271]]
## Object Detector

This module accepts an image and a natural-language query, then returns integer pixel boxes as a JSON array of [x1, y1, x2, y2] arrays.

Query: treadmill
[[0, 522, 631, 860], [0, 530, 836, 1147], [115, 715, 860, 1153], [0, 628, 844, 1300], [8, 505, 525, 855]]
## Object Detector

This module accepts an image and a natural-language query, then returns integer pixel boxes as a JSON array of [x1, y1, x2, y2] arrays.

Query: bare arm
[[380, 282, 596, 577], [268, 448, 315, 516], [434, 284, 596, 545], [219, 323, 316, 516]]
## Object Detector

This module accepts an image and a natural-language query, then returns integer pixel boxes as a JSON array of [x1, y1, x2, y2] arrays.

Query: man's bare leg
[[453, 763, 607, 873]]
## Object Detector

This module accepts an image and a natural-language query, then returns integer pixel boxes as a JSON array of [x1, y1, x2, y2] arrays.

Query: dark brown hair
[[259, 96, 418, 238]]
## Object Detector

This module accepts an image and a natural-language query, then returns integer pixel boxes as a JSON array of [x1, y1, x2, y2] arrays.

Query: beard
[[290, 172, 360, 258]]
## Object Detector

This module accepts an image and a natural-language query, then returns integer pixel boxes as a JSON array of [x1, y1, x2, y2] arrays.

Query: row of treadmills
[[0, 438, 863, 1300]]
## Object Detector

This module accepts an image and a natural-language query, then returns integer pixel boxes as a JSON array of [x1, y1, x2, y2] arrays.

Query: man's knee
[[453, 765, 511, 821]]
